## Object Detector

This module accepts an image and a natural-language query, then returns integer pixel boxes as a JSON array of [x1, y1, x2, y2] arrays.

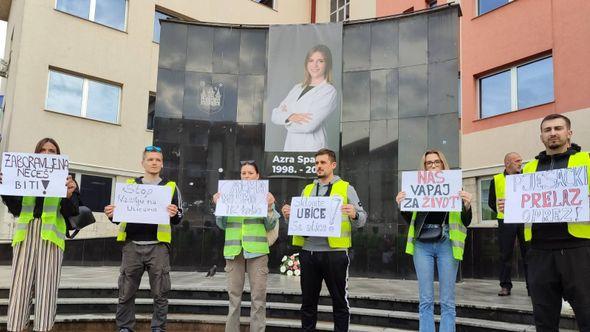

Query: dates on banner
[[265, 152, 317, 178]]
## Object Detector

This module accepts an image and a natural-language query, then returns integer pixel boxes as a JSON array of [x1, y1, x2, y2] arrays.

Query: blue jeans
[[412, 233, 459, 332]]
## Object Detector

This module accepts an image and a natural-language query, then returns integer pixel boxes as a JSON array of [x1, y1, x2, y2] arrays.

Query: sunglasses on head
[[240, 160, 256, 166], [145, 146, 162, 152]]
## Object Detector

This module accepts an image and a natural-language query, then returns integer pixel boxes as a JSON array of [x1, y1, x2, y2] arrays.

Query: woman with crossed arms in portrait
[[271, 44, 337, 152], [395, 149, 472, 332], [213, 160, 280, 332]]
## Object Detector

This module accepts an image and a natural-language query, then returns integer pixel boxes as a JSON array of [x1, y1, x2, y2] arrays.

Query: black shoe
[[498, 287, 511, 296]]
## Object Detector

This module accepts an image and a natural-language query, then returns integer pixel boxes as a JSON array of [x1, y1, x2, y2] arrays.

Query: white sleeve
[[286, 85, 337, 134], [271, 85, 299, 125]]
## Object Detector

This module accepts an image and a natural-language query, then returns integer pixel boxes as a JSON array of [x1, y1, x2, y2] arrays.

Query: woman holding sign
[[270, 44, 337, 152], [213, 160, 280, 332], [395, 149, 472, 332], [1, 137, 79, 332]]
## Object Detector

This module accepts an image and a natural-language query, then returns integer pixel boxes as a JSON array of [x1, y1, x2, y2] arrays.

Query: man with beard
[[498, 114, 590, 331], [488, 152, 528, 296], [281, 148, 366, 332]]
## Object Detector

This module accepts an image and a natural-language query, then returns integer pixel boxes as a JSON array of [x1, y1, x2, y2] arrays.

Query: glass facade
[[152, 7, 462, 278]]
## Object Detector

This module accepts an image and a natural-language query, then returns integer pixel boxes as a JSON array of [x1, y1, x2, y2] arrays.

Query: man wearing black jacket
[[488, 152, 528, 296], [498, 114, 590, 331], [104, 146, 183, 332]]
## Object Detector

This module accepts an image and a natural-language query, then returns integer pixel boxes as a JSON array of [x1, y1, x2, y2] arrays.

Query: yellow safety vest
[[523, 151, 590, 241], [223, 216, 270, 257], [116, 178, 176, 243], [13, 196, 67, 251], [493, 173, 506, 219], [405, 211, 467, 261], [292, 179, 352, 249]]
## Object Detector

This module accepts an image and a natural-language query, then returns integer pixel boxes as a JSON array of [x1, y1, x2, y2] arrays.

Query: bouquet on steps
[[279, 253, 300, 276]]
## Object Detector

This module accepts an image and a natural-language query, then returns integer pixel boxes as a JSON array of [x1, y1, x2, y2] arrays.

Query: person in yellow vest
[[1, 137, 79, 332], [395, 149, 472, 332], [212, 160, 279, 332], [497, 114, 590, 331], [104, 146, 182, 332], [281, 148, 367, 332], [488, 152, 528, 296]]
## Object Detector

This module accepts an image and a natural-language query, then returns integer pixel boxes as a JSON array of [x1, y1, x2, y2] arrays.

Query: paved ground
[[0, 265, 557, 314]]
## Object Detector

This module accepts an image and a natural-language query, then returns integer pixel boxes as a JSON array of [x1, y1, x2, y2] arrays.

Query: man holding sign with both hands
[[282, 148, 367, 332], [396, 149, 472, 332], [104, 145, 182, 332], [500, 114, 590, 331]]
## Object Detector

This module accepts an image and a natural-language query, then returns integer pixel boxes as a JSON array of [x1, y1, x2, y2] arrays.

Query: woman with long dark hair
[[396, 149, 472, 332], [213, 160, 279, 332], [1, 138, 79, 331]]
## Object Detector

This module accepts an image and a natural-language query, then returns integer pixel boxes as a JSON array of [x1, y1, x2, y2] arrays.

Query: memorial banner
[[0, 152, 69, 197], [214, 180, 269, 217], [288, 196, 342, 237], [504, 167, 589, 223], [113, 183, 172, 225], [400, 170, 463, 212]]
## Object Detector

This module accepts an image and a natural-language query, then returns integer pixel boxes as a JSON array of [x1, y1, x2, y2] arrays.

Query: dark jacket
[[111, 176, 183, 241], [528, 143, 590, 249], [401, 205, 472, 237]]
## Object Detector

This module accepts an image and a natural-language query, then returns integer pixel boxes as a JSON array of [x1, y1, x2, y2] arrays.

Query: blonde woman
[[395, 150, 472, 332], [271, 44, 337, 152]]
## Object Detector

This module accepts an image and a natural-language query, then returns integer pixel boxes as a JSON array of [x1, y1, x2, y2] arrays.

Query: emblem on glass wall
[[199, 81, 224, 114]]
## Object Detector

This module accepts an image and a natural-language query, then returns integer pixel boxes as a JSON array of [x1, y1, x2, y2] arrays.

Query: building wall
[[377, 0, 453, 16], [0, 0, 313, 241]]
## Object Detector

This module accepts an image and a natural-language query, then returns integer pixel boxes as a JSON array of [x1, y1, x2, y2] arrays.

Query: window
[[251, 0, 275, 10], [427, 0, 437, 8], [46, 69, 121, 123], [479, 56, 554, 118], [147, 93, 156, 130], [55, 0, 127, 31], [153, 10, 176, 43], [330, 0, 350, 22], [478, 0, 510, 16], [78, 174, 113, 212], [479, 177, 496, 222]]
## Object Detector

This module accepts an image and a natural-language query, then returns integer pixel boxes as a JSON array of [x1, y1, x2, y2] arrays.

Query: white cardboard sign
[[214, 180, 269, 217], [113, 183, 172, 225], [288, 196, 343, 237], [0, 152, 69, 197], [400, 170, 463, 212], [504, 167, 589, 223]]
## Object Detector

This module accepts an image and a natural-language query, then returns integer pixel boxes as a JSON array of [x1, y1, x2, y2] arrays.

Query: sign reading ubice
[[504, 167, 589, 223]]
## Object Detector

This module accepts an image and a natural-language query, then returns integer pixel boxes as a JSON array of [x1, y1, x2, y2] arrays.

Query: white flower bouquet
[[279, 253, 301, 276]]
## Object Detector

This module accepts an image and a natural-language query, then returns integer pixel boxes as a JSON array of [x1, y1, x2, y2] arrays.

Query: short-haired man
[[498, 114, 590, 330], [104, 146, 183, 332], [488, 152, 528, 296], [281, 148, 367, 332]]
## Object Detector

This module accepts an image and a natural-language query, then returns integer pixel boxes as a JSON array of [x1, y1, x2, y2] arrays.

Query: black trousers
[[497, 220, 528, 289], [528, 246, 590, 332], [299, 250, 350, 332]]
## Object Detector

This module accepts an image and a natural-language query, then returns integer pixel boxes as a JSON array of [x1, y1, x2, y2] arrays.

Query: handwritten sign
[[0, 152, 69, 197], [400, 170, 463, 212], [113, 183, 172, 225], [504, 167, 589, 223], [288, 196, 343, 237], [214, 180, 269, 217]]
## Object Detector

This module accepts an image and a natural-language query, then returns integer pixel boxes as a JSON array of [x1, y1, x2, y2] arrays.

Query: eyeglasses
[[145, 146, 162, 152], [240, 160, 256, 166], [425, 160, 442, 167]]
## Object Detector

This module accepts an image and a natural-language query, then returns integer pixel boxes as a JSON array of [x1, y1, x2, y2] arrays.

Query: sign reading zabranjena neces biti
[[400, 170, 463, 212], [0, 152, 69, 197], [504, 166, 590, 223], [214, 180, 269, 218]]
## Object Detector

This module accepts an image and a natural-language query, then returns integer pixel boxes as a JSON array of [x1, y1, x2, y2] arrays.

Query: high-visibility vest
[[405, 211, 467, 261], [223, 216, 270, 257], [523, 151, 590, 241], [493, 173, 506, 219], [292, 179, 352, 249], [13, 196, 67, 251], [116, 178, 176, 243]]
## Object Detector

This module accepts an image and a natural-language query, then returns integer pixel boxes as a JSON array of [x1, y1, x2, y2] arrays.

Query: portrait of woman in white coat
[[271, 44, 337, 152]]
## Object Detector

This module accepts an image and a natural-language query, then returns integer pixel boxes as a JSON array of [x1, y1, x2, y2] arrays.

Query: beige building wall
[[0, 0, 313, 242]]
